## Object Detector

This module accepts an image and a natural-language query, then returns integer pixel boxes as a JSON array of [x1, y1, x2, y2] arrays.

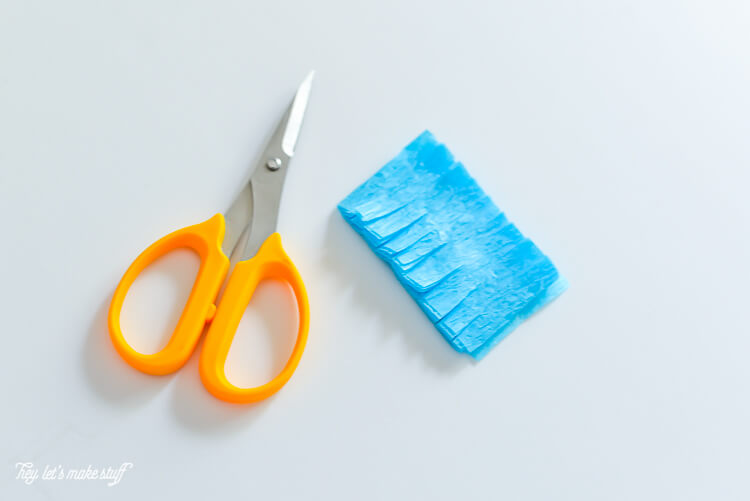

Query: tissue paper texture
[[338, 131, 567, 359]]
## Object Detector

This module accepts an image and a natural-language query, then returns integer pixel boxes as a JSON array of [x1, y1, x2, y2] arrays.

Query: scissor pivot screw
[[266, 158, 282, 171]]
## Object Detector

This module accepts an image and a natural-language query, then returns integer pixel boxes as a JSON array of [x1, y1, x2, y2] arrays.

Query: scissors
[[108, 73, 313, 404]]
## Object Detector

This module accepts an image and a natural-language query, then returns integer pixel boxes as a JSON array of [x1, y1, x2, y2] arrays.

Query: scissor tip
[[295, 71, 314, 98]]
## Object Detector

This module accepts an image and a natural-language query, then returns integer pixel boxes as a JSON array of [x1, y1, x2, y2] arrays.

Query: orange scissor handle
[[199, 233, 310, 404], [108, 214, 230, 376]]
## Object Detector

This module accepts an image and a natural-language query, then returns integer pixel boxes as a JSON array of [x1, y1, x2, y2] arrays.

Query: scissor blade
[[281, 70, 314, 156], [222, 72, 314, 261]]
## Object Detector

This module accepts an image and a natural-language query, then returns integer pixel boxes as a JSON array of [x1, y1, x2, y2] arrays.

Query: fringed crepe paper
[[339, 131, 567, 359]]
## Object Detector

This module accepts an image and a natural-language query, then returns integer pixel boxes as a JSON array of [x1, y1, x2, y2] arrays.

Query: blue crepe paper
[[338, 131, 568, 359]]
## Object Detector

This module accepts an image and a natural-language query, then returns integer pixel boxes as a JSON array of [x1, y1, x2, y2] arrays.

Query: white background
[[2, 1, 749, 499]]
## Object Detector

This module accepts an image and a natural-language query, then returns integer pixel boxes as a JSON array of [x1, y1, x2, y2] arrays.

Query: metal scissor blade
[[222, 72, 314, 261], [282, 70, 314, 156]]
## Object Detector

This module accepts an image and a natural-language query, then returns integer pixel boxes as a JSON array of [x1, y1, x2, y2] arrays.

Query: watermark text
[[15, 462, 133, 487]]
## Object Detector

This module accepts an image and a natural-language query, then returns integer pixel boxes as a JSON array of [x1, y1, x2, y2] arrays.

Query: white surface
[[2, 1, 750, 499]]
